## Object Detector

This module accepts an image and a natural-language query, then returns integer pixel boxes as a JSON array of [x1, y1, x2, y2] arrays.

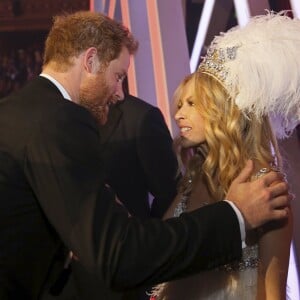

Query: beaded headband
[[198, 45, 238, 91], [198, 11, 300, 138]]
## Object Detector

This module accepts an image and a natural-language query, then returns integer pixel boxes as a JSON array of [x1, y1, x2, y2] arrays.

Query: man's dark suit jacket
[[67, 96, 180, 300], [0, 76, 242, 299], [98, 95, 179, 218]]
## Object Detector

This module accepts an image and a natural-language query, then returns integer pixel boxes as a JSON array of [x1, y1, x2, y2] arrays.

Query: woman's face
[[174, 82, 206, 148]]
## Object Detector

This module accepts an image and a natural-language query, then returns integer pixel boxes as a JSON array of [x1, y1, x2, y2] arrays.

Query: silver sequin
[[173, 168, 269, 272], [219, 244, 259, 272]]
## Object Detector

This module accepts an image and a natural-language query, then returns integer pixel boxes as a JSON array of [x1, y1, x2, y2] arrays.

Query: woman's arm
[[257, 206, 293, 299]]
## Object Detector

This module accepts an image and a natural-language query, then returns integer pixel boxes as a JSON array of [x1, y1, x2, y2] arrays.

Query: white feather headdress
[[198, 11, 300, 138]]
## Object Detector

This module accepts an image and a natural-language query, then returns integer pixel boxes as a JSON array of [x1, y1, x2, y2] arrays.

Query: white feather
[[203, 11, 300, 138]]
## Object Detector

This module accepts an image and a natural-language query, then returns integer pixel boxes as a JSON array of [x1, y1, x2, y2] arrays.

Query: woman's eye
[[177, 101, 182, 109], [187, 100, 195, 106]]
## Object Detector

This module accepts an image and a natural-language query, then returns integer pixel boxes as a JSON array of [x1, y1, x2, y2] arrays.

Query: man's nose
[[110, 85, 124, 105], [115, 82, 124, 102]]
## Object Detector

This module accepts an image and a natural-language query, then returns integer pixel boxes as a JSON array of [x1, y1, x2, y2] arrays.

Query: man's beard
[[80, 101, 109, 125], [79, 77, 112, 125]]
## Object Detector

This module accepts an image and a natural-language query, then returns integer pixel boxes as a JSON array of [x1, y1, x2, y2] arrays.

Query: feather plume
[[199, 11, 300, 138]]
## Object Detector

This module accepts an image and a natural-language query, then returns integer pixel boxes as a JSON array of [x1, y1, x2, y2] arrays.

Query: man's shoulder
[[6, 76, 63, 109], [6, 76, 95, 126]]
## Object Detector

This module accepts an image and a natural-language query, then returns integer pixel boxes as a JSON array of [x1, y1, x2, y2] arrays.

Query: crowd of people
[[0, 44, 43, 97]]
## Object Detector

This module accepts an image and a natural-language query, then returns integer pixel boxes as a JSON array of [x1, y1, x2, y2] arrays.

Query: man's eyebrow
[[118, 71, 127, 81], [121, 70, 127, 78]]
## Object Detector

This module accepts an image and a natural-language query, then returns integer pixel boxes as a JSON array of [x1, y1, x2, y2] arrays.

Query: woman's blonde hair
[[174, 72, 281, 200]]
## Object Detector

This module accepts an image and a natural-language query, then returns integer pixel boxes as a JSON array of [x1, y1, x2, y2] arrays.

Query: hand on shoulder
[[226, 160, 291, 229]]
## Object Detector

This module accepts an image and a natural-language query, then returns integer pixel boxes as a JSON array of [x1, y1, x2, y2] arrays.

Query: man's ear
[[84, 47, 98, 73]]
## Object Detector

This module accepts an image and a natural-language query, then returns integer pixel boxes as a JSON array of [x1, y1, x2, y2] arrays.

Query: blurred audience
[[0, 43, 43, 97]]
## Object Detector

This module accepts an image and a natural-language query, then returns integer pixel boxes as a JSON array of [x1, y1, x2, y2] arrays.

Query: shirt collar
[[40, 73, 72, 101]]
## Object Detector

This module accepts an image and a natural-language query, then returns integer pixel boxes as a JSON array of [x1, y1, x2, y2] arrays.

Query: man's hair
[[43, 10, 138, 69]]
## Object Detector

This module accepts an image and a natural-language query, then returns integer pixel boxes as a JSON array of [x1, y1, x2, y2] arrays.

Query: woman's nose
[[175, 108, 185, 121]]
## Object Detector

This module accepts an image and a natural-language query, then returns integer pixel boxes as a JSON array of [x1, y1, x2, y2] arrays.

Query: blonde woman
[[151, 12, 300, 300]]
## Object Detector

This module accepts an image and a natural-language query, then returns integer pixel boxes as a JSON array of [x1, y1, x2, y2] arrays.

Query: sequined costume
[[149, 169, 272, 300]]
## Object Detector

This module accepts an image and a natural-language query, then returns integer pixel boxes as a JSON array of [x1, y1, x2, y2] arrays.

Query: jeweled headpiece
[[198, 11, 300, 138]]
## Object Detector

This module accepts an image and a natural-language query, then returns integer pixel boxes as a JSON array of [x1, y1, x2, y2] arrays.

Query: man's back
[[0, 77, 66, 298]]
